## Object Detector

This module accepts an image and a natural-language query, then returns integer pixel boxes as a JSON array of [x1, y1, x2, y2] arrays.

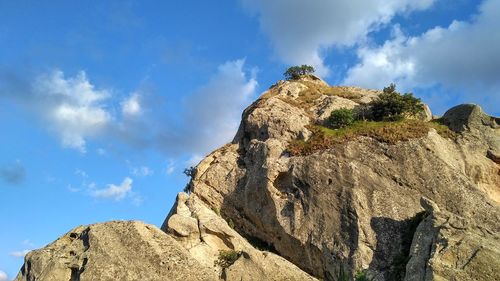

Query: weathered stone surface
[[311, 95, 359, 122], [422, 104, 433, 121], [405, 198, 500, 281], [185, 78, 500, 280], [162, 192, 317, 280], [234, 95, 312, 144], [225, 250, 316, 281], [487, 149, 500, 164], [19, 194, 317, 281], [441, 104, 498, 132], [15, 221, 218, 281]]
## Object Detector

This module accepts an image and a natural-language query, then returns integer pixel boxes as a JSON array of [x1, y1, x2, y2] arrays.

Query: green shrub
[[214, 250, 241, 268], [284, 65, 315, 80], [370, 83, 424, 121], [326, 108, 355, 129], [183, 166, 196, 178], [355, 270, 373, 281], [354, 104, 371, 121], [182, 167, 196, 194]]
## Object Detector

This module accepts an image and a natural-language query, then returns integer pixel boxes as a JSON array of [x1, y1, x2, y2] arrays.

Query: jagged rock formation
[[15, 199, 316, 281], [161, 192, 316, 281], [187, 76, 499, 280], [405, 198, 500, 281], [15, 221, 219, 281], [16, 75, 499, 281]]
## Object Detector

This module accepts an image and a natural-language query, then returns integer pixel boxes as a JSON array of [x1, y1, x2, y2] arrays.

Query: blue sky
[[0, 0, 498, 279]]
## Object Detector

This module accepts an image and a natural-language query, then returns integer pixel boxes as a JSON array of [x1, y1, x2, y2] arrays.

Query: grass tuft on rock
[[214, 250, 241, 269], [288, 120, 455, 156]]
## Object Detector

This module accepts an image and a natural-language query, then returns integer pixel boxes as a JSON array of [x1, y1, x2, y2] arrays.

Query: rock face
[[16, 76, 499, 281], [15, 221, 219, 281], [16, 198, 316, 281], [161, 192, 317, 281], [405, 198, 500, 281], [186, 76, 499, 280]]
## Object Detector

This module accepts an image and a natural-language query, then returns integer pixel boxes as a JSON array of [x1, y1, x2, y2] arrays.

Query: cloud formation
[[183, 59, 257, 152], [121, 93, 142, 117], [90, 177, 133, 201], [241, 0, 435, 76], [1, 58, 257, 159], [344, 0, 500, 113], [154, 59, 257, 156], [0, 160, 26, 185], [0, 270, 7, 281], [34, 70, 112, 152]]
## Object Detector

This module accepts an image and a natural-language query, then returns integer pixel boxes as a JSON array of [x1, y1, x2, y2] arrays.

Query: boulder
[[441, 104, 498, 132], [15, 221, 218, 281]]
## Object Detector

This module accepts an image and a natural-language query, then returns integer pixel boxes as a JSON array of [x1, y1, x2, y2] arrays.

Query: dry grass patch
[[288, 120, 455, 156], [328, 86, 363, 101], [281, 82, 364, 109]]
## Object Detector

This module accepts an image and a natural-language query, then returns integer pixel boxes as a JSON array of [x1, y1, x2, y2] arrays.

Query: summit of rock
[[190, 77, 499, 280]]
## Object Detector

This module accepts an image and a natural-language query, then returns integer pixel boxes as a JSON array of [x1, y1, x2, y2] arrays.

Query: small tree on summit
[[370, 83, 424, 121], [284, 65, 315, 80]]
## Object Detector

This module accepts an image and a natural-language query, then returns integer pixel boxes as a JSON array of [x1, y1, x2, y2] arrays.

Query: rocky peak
[[15, 78, 499, 281], [189, 78, 499, 280]]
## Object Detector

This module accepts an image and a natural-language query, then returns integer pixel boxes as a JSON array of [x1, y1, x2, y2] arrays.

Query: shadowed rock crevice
[[369, 212, 427, 280]]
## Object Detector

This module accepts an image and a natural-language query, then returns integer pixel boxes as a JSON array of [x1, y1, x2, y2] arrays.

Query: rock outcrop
[[162, 192, 317, 281], [405, 198, 500, 281], [15, 221, 219, 281], [16, 198, 316, 281], [187, 76, 499, 280], [16, 75, 499, 281]]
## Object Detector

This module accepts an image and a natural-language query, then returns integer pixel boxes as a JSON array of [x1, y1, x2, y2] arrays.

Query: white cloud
[[96, 148, 106, 155], [343, 0, 500, 113], [182, 59, 257, 153], [0, 270, 7, 281], [132, 166, 153, 177], [34, 70, 111, 152], [153, 59, 258, 156], [121, 92, 142, 116], [10, 249, 31, 258], [241, 0, 435, 76], [90, 177, 133, 201], [3, 59, 258, 158]]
